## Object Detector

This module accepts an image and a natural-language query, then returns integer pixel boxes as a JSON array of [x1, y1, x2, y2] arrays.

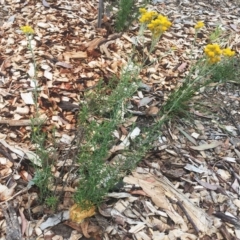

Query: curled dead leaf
[[0, 182, 16, 201], [145, 106, 159, 116], [80, 220, 90, 238], [70, 203, 95, 224]]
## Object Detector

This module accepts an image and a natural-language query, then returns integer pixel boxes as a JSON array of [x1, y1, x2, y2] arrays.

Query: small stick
[[97, 0, 104, 28], [167, 196, 199, 234], [0, 119, 46, 126]]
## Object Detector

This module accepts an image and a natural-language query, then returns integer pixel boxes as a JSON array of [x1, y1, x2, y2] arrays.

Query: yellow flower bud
[[194, 21, 204, 29], [21, 25, 34, 34]]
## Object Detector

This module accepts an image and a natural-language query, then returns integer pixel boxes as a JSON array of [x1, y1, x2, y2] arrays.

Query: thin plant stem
[[26, 35, 39, 114]]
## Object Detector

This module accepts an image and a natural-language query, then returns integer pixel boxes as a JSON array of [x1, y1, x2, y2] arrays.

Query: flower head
[[21, 25, 34, 35], [204, 43, 222, 64], [147, 15, 172, 37], [139, 9, 158, 24], [194, 21, 204, 29], [204, 44, 236, 64], [139, 8, 147, 14], [222, 47, 235, 57]]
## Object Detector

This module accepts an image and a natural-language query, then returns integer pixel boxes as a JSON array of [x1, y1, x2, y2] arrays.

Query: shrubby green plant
[[74, 74, 141, 209], [114, 0, 150, 32], [115, 0, 136, 32], [161, 21, 236, 119], [75, 9, 237, 210], [74, 8, 173, 208]]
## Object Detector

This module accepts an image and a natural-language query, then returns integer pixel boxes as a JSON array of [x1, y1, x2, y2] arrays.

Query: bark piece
[[2, 204, 22, 240]]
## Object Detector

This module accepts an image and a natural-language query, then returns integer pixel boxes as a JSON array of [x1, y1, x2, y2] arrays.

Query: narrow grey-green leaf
[[190, 141, 221, 151], [177, 127, 197, 145]]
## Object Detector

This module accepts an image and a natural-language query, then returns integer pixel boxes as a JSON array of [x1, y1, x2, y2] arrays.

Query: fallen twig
[[167, 196, 200, 234], [0, 119, 46, 126]]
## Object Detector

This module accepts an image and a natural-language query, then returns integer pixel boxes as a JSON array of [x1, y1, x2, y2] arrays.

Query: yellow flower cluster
[[222, 47, 235, 57], [194, 21, 204, 29], [204, 44, 222, 63], [204, 44, 235, 64], [21, 25, 34, 35], [148, 15, 172, 36], [139, 8, 172, 37], [139, 8, 158, 24]]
